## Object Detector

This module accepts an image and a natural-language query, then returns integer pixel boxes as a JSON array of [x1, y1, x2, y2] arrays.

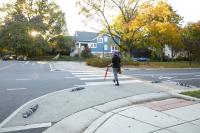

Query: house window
[[90, 43, 97, 48], [111, 45, 118, 51], [97, 37, 103, 43], [104, 36, 108, 42], [104, 45, 108, 50]]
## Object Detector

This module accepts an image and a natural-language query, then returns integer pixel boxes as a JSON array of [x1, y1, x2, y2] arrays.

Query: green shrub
[[81, 47, 93, 58], [121, 57, 140, 66], [86, 58, 111, 67], [87, 57, 139, 67]]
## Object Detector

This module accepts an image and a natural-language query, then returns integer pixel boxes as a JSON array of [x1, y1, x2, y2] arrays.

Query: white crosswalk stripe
[[79, 76, 131, 81], [75, 74, 111, 77], [85, 80, 142, 85], [51, 62, 139, 85], [68, 70, 138, 86]]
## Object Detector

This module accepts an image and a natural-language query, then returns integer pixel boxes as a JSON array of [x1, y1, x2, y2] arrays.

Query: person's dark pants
[[113, 68, 119, 85]]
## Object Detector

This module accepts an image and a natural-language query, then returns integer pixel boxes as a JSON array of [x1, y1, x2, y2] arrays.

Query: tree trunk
[[188, 51, 192, 67], [160, 47, 164, 62]]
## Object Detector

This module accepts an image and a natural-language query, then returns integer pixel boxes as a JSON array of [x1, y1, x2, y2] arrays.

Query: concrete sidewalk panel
[[164, 103, 200, 121], [167, 123, 200, 133], [92, 114, 158, 133], [83, 112, 114, 133], [43, 108, 103, 133], [119, 106, 183, 128]]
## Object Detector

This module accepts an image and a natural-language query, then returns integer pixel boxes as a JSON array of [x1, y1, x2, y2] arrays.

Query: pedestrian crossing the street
[[69, 70, 141, 86], [50, 62, 142, 85]]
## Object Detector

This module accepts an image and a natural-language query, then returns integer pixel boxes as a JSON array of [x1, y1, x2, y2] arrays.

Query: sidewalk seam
[[149, 117, 200, 133]]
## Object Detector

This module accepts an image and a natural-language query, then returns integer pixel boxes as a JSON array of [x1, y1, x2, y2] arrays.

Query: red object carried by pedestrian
[[104, 66, 109, 80]]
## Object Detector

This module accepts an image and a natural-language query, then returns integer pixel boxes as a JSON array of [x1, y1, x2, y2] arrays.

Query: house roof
[[74, 31, 98, 42]]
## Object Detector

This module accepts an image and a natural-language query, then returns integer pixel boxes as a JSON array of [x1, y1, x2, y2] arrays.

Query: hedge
[[86, 57, 139, 67]]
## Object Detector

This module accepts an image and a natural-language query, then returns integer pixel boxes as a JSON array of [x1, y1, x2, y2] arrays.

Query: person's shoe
[[115, 80, 119, 86], [115, 83, 119, 86], [113, 80, 115, 83]]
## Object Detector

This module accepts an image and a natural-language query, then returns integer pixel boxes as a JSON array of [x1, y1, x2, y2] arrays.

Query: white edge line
[[0, 122, 51, 133], [0, 86, 77, 128], [7, 88, 28, 91]]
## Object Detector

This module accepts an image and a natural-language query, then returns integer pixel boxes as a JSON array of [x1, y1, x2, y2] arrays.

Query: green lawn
[[182, 90, 200, 99], [126, 61, 200, 68]]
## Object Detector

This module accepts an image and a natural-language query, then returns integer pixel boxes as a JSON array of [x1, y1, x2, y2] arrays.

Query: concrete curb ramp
[[43, 92, 172, 133]]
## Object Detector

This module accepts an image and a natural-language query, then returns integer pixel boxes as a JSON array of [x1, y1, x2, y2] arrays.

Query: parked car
[[17, 55, 28, 61], [133, 57, 150, 62], [2, 55, 17, 60]]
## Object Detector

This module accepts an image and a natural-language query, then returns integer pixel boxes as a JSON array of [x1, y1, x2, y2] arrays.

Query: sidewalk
[[42, 93, 200, 133], [0, 78, 200, 133]]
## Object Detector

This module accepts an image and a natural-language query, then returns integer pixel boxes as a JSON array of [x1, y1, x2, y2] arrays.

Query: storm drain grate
[[151, 80, 161, 83], [22, 104, 39, 118], [176, 82, 191, 88], [70, 87, 85, 92]]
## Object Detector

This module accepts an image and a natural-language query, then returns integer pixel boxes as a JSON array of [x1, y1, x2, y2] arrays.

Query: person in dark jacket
[[111, 51, 121, 86]]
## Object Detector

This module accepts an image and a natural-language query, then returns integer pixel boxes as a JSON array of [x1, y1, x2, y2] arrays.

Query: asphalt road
[[124, 68, 200, 88], [0, 61, 84, 125], [0, 61, 200, 133]]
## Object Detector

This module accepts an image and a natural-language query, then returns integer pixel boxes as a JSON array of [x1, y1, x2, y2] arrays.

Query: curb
[[0, 86, 78, 128], [171, 93, 200, 102], [43, 92, 172, 133]]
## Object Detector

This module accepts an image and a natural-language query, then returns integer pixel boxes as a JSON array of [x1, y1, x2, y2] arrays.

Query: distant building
[[164, 45, 172, 58], [70, 31, 120, 57]]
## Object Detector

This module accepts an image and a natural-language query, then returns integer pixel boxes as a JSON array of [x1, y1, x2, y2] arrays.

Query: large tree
[[181, 21, 200, 63], [77, 0, 141, 53], [0, 0, 67, 37], [0, 0, 67, 56], [138, 1, 183, 61], [49, 35, 75, 55], [77, 0, 182, 57]]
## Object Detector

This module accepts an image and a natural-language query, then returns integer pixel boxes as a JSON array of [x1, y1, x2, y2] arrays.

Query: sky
[[0, 0, 200, 35]]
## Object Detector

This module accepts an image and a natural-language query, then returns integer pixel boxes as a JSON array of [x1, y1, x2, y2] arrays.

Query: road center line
[[0, 122, 51, 133], [16, 79, 32, 81], [7, 88, 28, 91]]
